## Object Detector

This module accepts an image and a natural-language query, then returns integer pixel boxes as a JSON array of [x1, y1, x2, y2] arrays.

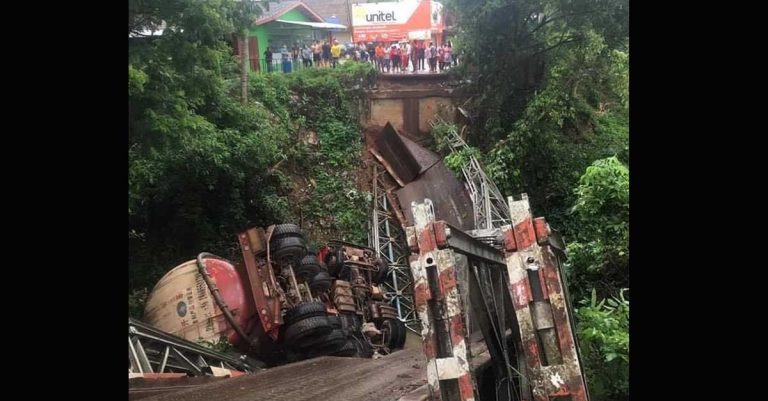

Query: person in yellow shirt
[[330, 40, 342, 68]]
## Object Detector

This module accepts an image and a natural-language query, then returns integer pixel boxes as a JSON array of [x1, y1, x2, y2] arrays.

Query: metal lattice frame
[[436, 122, 511, 234], [128, 318, 256, 376], [370, 163, 420, 333]]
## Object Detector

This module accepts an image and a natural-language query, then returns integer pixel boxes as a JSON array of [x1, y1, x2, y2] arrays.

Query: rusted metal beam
[[407, 200, 477, 401], [443, 223, 506, 265], [238, 230, 280, 340], [502, 194, 589, 401]]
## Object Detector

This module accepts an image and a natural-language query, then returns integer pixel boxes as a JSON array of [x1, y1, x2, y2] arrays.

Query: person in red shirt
[[390, 44, 400, 73]]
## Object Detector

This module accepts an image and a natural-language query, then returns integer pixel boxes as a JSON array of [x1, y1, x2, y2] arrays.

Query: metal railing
[[128, 318, 259, 376]]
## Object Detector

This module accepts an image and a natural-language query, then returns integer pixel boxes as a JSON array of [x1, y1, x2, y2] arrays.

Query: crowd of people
[[366, 40, 457, 73], [261, 39, 458, 74]]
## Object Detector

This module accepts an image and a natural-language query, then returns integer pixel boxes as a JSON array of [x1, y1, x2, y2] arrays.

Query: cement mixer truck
[[141, 223, 407, 366]]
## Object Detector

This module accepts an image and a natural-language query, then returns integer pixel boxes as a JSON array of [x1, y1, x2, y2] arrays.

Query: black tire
[[284, 316, 333, 345], [270, 224, 304, 240], [339, 312, 360, 333], [391, 319, 407, 349], [304, 329, 347, 357], [295, 265, 321, 282], [271, 237, 307, 262], [372, 258, 390, 284], [332, 340, 358, 357], [326, 248, 345, 277], [295, 254, 321, 281], [382, 318, 406, 350], [309, 271, 332, 293], [351, 336, 374, 358], [327, 315, 342, 329], [284, 302, 328, 326], [299, 254, 321, 266]]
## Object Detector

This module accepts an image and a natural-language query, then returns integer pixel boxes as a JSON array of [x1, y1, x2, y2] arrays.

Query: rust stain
[[509, 278, 532, 310], [433, 221, 448, 248], [514, 218, 536, 250], [458, 373, 475, 401], [438, 266, 457, 295], [503, 226, 518, 252], [533, 217, 549, 245], [414, 282, 432, 306], [449, 314, 466, 346], [419, 228, 437, 253]]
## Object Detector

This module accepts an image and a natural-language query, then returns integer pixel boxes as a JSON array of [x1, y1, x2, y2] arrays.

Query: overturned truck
[[141, 224, 406, 366]]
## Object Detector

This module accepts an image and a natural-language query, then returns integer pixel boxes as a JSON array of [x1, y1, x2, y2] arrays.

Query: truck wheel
[[325, 248, 345, 277], [304, 329, 347, 357], [309, 271, 332, 293], [392, 319, 407, 349], [372, 258, 391, 284], [284, 316, 333, 345], [295, 255, 321, 281], [271, 237, 307, 262], [353, 336, 374, 358], [284, 302, 327, 326], [270, 223, 304, 240], [327, 315, 342, 329], [332, 340, 358, 357], [382, 318, 406, 350]]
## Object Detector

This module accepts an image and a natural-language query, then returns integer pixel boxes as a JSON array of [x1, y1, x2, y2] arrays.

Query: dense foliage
[[129, 0, 374, 314], [443, 0, 628, 399], [576, 289, 629, 400]]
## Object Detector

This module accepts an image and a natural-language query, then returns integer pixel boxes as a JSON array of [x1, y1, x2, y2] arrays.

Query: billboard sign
[[352, 0, 436, 42]]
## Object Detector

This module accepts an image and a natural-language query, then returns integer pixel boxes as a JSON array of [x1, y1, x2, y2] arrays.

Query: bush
[[565, 156, 628, 300], [576, 289, 629, 401]]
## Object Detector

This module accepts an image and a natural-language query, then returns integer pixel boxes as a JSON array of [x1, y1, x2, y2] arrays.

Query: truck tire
[[305, 329, 347, 357], [284, 302, 327, 326], [325, 248, 345, 277], [299, 318, 342, 349], [352, 336, 374, 358], [327, 315, 342, 329], [332, 340, 358, 357], [392, 319, 407, 349], [372, 258, 390, 284], [295, 255, 321, 281], [309, 271, 332, 293], [284, 316, 333, 345], [382, 318, 406, 350], [271, 236, 307, 262], [270, 224, 304, 240]]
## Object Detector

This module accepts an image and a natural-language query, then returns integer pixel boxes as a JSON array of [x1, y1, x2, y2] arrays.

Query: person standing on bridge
[[321, 40, 331, 67], [444, 44, 453, 71], [391, 44, 401, 73], [264, 46, 273, 73], [428, 42, 438, 72], [438, 44, 445, 72], [302, 45, 312, 68], [375, 43, 385, 73], [330, 40, 342, 68], [417, 41, 426, 71], [312, 41, 321, 67], [404, 41, 412, 72]]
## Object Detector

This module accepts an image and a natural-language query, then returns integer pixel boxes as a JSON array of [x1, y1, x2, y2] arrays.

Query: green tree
[[129, 0, 376, 295], [129, 0, 290, 291], [565, 156, 629, 300]]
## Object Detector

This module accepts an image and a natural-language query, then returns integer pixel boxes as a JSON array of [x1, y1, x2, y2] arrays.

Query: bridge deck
[[138, 349, 428, 401]]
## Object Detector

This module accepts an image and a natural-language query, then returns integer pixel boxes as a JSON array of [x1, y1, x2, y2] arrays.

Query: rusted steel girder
[[406, 200, 477, 401], [503, 194, 589, 401]]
